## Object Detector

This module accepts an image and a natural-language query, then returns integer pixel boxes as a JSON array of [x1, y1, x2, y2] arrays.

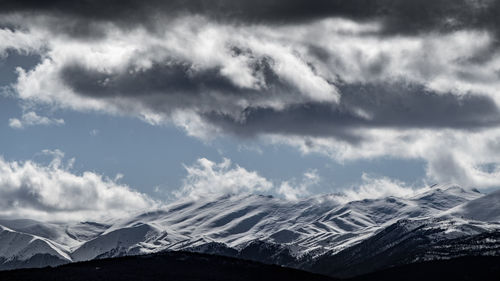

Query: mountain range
[[1, 184, 499, 278]]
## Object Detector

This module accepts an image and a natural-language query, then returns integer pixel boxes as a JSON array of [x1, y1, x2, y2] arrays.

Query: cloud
[[0, 151, 158, 221], [10, 17, 340, 128], [2, 0, 500, 38], [278, 170, 320, 201], [176, 157, 429, 202], [424, 143, 500, 189], [89, 129, 99, 136], [7, 18, 500, 136], [271, 128, 500, 190], [174, 158, 273, 199], [0, 27, 45, 56], [175, 158, 321, 201], [206, 82, 500, 142], [2, 2, 500, 191], [0, 151, 462, 223], [8, 111, 64, 129], [335, 173, 425, 203]]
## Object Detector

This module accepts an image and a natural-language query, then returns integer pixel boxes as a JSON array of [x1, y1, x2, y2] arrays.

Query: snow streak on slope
[[449, 189, 500, 222], [71, 223, 166, 261], [0, 225, 71, 263], [0, 184, 497, 270]]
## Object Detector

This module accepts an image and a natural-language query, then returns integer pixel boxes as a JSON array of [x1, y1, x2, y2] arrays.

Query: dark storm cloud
[[61, 63, 239, 98], [339, 83, 500, 129], [59, 58, 500, 141], [5, 0, 500, 144], [60, 44, 287, 101], [60, 60, 361, 142], [60, 56, 298, 114], [2, 0, 500, 37], [204, 104, 366, 143], [205, 83, 500, 139]]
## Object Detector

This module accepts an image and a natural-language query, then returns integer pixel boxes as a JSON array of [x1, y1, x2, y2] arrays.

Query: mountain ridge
[[0, 184, 498, 277]]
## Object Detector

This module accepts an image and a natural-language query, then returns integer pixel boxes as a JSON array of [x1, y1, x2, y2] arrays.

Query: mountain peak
[[0, 186, 497, 272], [450, 189, 500, 222]]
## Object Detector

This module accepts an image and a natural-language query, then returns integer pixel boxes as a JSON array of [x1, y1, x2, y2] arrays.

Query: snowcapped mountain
[[0, 184, 498, 276], [448, 189, 500, 222], [0, 223, 71, 270]]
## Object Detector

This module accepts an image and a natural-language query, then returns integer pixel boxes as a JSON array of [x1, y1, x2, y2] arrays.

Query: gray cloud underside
[[60, 55, 289, 108], [2, 0, 500, 38], [197, 83, 500, 139], [3, 0, 500, 144], [60, 61, 500, 141]]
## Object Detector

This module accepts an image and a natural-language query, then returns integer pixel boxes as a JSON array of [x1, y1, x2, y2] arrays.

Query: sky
[[1, 0, 500, 221]]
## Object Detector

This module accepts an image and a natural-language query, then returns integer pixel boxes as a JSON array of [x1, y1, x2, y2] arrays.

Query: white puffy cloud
[[278, 170, 320, 201], [336, 173, 426, 203], [0, 150, 452, 222], [175, 158, 273, 199], [8, 111, 64, 129], [0, 27, 45, 56], [0, 151, 158, 222], [175, 157, 431, 202], [176, 158, 323, 201]]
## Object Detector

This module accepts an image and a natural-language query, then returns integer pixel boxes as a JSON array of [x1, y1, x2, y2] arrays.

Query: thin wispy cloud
[[9, 111, 64, 129]]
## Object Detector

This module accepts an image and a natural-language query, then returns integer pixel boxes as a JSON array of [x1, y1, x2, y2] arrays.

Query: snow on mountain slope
[[0, 219, 62, 241], [307, 216, 500, 278], [86, 184, 482, 258], [449, 189, 500, 222], [0, 184, 496, 270], [0, 219, 80, 250], [64, 221, 111, 244], [411, 184, 482, 211], [71, 223, 167, 261], [0, 225, 71, 262], [0, 219, 117, 267]]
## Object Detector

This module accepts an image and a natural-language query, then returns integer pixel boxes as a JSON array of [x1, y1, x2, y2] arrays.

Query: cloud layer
[[3, 0, 500, 37], [1, 1, 500, 189], [0, 152, 425, 222], [0, 151, 157, 221], [176, 157, 421, 202], [174, 158, 429, 203]]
